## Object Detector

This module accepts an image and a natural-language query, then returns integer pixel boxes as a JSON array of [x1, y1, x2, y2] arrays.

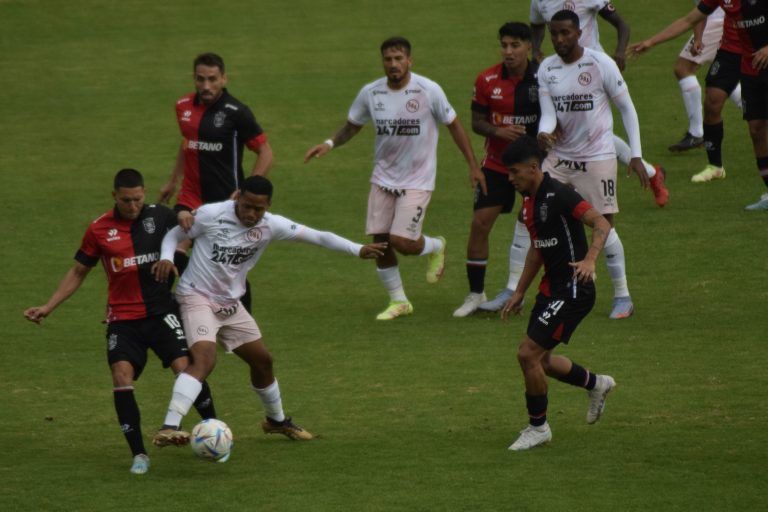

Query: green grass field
[[2, 1, 767, 510]]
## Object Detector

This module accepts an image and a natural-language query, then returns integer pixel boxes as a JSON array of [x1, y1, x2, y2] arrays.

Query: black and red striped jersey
[[175, 88, 267, 211], [700, 0, 767, 76], [521, 173, 595, 299], [75, 204, 177, 322]]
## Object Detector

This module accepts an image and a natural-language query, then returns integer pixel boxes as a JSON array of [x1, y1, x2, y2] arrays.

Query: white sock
[[164, 372, 202, 427], [678, 75, 703, 137], [377, 266, 408, 302], [419, 235, 443, 256], [253, 379, 285, 422], [729, 83, 742, 109], [604, 228, 630, 298], [507, 221, 530, 291], [613, 135, 656, 178]]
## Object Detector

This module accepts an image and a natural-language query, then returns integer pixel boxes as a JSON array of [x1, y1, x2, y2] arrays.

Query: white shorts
[[366, 184, 432, 240], [678, 16, 723, 65], [176, 293, 262, 352], [543, 154, 618, 214]]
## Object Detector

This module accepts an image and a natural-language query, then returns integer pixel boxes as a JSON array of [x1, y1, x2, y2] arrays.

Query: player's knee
[[389, 235, 420, 255], [110, 361, 135, 387]]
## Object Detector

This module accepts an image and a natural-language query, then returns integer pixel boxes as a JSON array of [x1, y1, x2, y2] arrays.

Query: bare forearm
[[250, 142, 274, 176], [331, 122, 363, 148], [472, 111, 498, 138], [45, 265, 90, 311]]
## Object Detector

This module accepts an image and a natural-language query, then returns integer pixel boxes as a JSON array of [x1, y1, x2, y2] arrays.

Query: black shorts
[[705, 49, 741, 94], [741, 73, 768, 121], [474, 167, 516, 213], [106, 310, 188, 379], [526, 292, 595, 350]]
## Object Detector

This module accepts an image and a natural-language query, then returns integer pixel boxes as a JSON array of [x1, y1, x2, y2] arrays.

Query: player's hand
[[157, 181, 176, 204], [24, 305, 51, 324], [470, 166, 487, 196], [359, 242, 388, 259], [151, 260, 178, 283], [752, 45, 768, 70], [612, 53, 626, 72], [569, 259, 597, 284], [628, 157, 650, 189], [177, 210, 195, 232], [537, 132, 557, 151], [500, 291, 525, 321], [691, 39, 704, 56], [494, 125, 527, 141], [304, 142, 332, 163], [627, 40, 653, 58]]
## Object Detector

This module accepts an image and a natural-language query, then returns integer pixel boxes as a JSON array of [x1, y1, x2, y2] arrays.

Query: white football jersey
[[538, 48, 628, 161], [348, 72, 457, 191], [530, 0, 611, 52], [172, 202, 306, 303]]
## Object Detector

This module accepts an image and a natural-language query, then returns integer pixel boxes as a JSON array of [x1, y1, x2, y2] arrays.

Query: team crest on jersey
[[142, 217, 156, 234], [245, 228, 263, 242], [406, 99, 420, 113], [539, 203, 548, 223], [563, 1, 576, 11], [528, 86, 539, 103], [578, 72, 592, 86], [214, 111, 227, 128]]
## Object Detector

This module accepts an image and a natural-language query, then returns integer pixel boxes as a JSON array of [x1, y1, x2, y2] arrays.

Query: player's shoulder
[[476, 63, 504, 83], [410, 72, 443, 92], [176, 93, 195, 106], [583, 47, 613, 66], [90, 209, 114, 226], [360, 77, 388, 95], [539, 55, 562, 73], [218, 90, 249, 113]]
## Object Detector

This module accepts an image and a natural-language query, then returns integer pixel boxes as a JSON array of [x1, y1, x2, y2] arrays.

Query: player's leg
[[741, 74, 768, 210], [613, 135, 668, 207], [454, 205, 499, 317], [670, 54, 705, 150], [602, 214, 633, 319]]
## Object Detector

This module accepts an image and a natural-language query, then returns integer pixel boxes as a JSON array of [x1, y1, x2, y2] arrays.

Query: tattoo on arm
[[333, 122, 362, 147]]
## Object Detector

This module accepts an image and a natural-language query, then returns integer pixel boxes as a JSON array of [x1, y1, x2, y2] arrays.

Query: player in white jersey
[[529, 0, 669, 208], [305, 37, 480, 320], [151, 176, 385, 447], [537, 10, 647, 319]]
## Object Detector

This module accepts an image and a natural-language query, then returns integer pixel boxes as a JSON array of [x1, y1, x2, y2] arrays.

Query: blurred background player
[[158, 53, 274, 311], [499, 136, 615, 451], [453, 22, 538, 317], [529, 0, 669, 208], [305, 37, 480, 320], [23, 169, 216, 475]]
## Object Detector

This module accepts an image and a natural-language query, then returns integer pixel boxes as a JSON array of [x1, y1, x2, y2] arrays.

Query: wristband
[[324, 139, 335, 150]]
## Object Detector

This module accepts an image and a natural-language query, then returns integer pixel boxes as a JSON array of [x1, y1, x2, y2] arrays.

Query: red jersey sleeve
[[471, 72, 490, 112], [74, 225, 101, 267], [245, 132, 268, 151]]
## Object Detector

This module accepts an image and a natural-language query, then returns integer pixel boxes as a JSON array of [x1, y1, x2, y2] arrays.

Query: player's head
[[193, 53, 227, 106], [549, 10, 582, 59], [380, 37, 412, 86], [502, 136, 545, 195], [498, 22, 532, 72], [235, 175, 272, 227], [112, 168, 145, 220]]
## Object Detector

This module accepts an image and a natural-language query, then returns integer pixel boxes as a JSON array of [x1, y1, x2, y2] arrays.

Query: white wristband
[[324, 139, 334, 150]]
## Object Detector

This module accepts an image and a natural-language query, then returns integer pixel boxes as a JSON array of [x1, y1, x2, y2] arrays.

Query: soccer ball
[[190, 419, 233, 462]]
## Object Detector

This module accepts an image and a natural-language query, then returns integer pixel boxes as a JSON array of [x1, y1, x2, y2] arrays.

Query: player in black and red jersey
[[158, 53, 274, 310], [24, 169, 216, 475], [453, 22, 539, 317], [498, 136, 616, 451]]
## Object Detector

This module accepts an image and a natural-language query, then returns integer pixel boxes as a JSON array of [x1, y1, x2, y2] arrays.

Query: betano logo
[[187, 140, 223, 151], [534, 238, 558, 249], [110, 252, 160, 272]]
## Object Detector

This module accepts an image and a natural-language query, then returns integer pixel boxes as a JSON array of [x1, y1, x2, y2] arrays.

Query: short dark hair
[[551, 9, 580, 29], [113, 168, 144, 190], [193, 53, 225, 73], [499, 22, 532, 41], [240, 175, 273, 199], [380, 36, 411, 56], [501, 136, 545, 167]]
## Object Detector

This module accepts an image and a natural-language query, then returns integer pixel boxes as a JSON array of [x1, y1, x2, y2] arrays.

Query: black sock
[[113, 387, 145, 456], [758, 157, 768, 188], [554, 362, 596, 389], [242, 279, 252, 313], [525, 393, 548, 427], [193, 380, 217, 419], [466, 260, 486, 294], [703, 122, 724, 167]]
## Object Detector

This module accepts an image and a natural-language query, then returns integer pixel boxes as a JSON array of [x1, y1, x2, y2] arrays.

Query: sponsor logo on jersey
[[373, 89, 388, 95], [578, 62, 594, 69], [375, 101, 386, 111], [245, 228, 263, 243], [375, 118, 421, 136], [492, 112, 539, 126], [555, 159, 588, 171], [107, 228, 120, 242], [182, 110, 192, 121], [224, 103, 239, 111], [142, 217, 156, 234], [737, 15, 766, 29], [491, 87, 503, 100], [484, 73, 499, 82], [578, 72, 592, 86], [218, 219, 237, 226], [551, 93, 594, 113], [214, 111, 227, 128], [405, 89, 422, 95], [547, 65, 563, 72], [187, 140, 223, 152], [210, 243, 258, 265], [534, 237, 558, 249], [406, 99, 420, 112], [110, 252, 160, 272]]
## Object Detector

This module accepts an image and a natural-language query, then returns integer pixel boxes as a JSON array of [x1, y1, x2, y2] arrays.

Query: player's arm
[[629, 7, 707, 56], [158, 142, 186, 204], [152, 225, 192, 282], [612, 90, 649, 188], [598, 3, 630, 71], [291, 225, 386, 259], [569, 207, 610, 283], [501, 244, 543, 319], [446, 117, 482, 187], [23, 262, 92, 324], [249, 140, 274, 177], [531, 23, 547, 63], [304, 121, 364, 163], [536, 90, 558, 150], [691, 18, 707, 56]]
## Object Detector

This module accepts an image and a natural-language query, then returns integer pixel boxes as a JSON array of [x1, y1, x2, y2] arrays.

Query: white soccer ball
[[190, 419, 233, 462]]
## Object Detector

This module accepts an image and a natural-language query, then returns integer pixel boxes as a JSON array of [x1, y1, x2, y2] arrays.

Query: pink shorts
[[176, 293, 262, 352], [366, 184, 432, 240], [543, 154, 619, 214]]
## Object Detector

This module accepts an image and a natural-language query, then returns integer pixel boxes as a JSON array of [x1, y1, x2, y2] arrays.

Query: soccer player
[[529, 0, 669, 208], [538, 9, 648, 319], [453, 22, 538, 317], [23, 169, 217, 475], [151, 176, 386, 448], [304, 37, 481, 320], [630, 1, 768, 211], [499, 136, 615, 451], [158, 53, 274, 311]]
